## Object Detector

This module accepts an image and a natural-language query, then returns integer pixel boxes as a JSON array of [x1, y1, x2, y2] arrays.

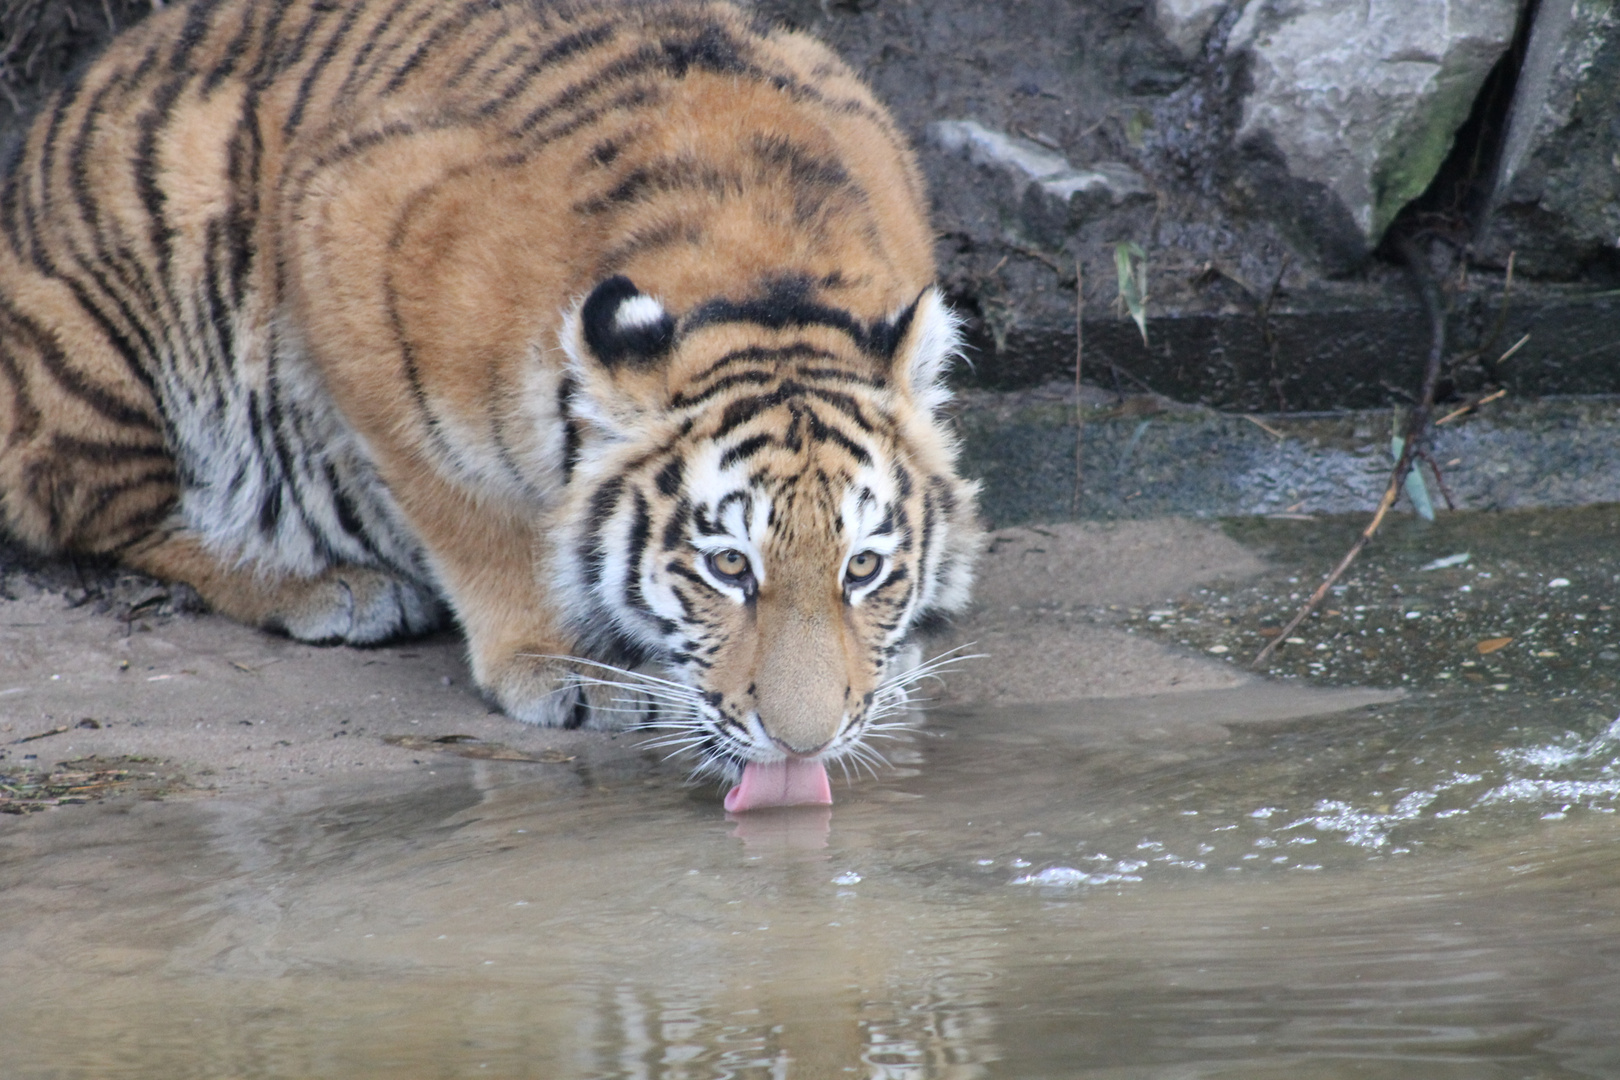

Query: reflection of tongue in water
[[724, 757, 833, 813]]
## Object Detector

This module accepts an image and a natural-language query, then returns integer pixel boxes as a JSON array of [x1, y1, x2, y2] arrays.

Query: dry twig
[[1071, 261, 1084, 516], [1254, 237, 1450, 667], [1436, 388, 1507, 427]]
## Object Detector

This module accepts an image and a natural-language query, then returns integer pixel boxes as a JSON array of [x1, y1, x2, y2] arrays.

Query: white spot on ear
[[614, 293, 667, 331], [903, 288, 964, 415]]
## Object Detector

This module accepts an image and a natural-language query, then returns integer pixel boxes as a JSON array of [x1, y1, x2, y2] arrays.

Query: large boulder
[[1476, 0, 1620, 278], [1229, 0, 1521, 258], [750, 0, 1537, 404]]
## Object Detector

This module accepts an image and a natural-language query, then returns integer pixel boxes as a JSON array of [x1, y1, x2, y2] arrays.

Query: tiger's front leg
[[376, 468, 603, 727]]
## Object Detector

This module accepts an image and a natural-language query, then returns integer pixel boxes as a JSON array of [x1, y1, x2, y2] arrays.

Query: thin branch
[[1435, 387, 1507, 426], [1242, 414, 1285, 439], [1253, 479, 1404, 665], [1258, 256, 1292, 413], [1253, 235, 1450, 667], [1418, 449, 1457, 511], [1071, 261, 1084, 517]]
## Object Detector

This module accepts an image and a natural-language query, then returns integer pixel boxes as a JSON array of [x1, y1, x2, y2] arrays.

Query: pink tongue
[[724, 758, 833, 813]]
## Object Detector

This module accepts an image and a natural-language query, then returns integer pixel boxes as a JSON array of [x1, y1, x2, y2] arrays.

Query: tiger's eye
[[846, 550, 882, 584], [708, 549, 751, 580]]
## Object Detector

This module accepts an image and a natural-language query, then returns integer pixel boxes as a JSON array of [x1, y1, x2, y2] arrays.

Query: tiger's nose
[[753, 584, 849, 752], [771, 732, 832, 757], [753, 644, 846, 753]]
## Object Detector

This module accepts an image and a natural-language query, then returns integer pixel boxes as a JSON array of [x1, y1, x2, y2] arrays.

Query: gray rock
[[1231, 0, 1520, 250], [1477, 0, 1620, 277], [1155, 0, 1231, 59], [928, 120, 1152, 247]]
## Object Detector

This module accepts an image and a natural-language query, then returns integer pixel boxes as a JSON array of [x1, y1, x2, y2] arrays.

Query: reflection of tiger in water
[[0, 0, 981, 798]]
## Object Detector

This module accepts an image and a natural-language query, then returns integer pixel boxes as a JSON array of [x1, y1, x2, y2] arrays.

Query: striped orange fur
[[0, 0, 980, 779]]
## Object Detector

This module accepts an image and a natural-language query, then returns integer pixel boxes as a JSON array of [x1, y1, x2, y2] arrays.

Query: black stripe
[[670, 347, 836, 408], [383, 0, 496, 94], [666, 560, 710, 592], [683, 277, 895, 355], [47, 434, 168, 463], [598, 217, 700, 273], [580, 476, 624, 589], [344, 0, 442, 99], [505, 28, 729, 138], [796, 365, 886, 389], [799, 384, 877, 432], [201, 0, 260, 91], [486, 20, 620, 108], [624, 491, 667, 629], [325, 462, 366, 538], [330, 0, 422, 103], [133, 75, 190, 289], [258, 483, 283, 537], [691, 502, 727, 538], [454, 32, 524, 90], [98, 491, 183, 551], [667, 582, 696, 621], [73, 466, 179, 533], [575, 154, 737, 216], [661, 497, 690, 552], [0, 295, 155, 428], [654, 458, 683, 497], [381, 265, 459, 463], [252, 0, 321, 86], [806, 410, 871, 465], [719, 433, 771, 469], [284, 1, 369, 137], [65, 78, 174, 378]]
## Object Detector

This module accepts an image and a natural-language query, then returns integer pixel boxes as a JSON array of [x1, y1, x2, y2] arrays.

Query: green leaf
[[1390, 435, 1435, 522], [1114, 241, 1149, 347]]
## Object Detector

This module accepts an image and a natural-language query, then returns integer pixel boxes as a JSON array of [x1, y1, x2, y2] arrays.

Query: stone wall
[[4, 0, 1619, 410], [759, 0, 1620, 408]]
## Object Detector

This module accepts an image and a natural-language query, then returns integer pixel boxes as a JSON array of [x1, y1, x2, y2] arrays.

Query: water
[[3, 680, 1619, 1079]]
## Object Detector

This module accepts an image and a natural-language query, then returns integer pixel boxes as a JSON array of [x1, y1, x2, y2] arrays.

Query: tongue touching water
[[3, 675, 1619, 1079]]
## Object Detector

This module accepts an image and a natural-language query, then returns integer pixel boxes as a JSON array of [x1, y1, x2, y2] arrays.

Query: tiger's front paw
[[265, 567, 444, 645], [476, 650, 662, 730]]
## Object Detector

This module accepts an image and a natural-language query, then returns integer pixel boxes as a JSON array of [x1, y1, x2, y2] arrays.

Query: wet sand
[[1, 517, 1388, 801]]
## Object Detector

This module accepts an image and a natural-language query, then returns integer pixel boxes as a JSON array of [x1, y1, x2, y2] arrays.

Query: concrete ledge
[[954, 386, 1620, 526]]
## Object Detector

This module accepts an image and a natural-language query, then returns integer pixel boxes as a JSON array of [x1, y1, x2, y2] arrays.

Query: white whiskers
[[514, 643, 985, 785], [868, 643, 984, 723]]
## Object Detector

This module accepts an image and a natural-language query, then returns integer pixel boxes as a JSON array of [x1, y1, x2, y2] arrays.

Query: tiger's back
[[0, 0, 980, 796]]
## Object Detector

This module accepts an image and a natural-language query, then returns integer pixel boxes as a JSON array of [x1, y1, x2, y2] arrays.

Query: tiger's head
[[552, 273, 981, 800]]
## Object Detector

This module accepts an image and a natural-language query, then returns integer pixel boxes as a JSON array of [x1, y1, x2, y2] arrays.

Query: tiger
[[0, 0, 981, 808]]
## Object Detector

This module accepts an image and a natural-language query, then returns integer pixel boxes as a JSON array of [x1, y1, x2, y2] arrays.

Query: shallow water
[[3, 681, 1619, 1079]]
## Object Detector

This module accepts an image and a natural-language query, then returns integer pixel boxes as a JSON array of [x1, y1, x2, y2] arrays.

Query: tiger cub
[[0, 0, 980, 803]]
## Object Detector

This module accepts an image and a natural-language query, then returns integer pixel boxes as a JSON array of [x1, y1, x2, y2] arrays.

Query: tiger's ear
[[577, 275, 676, 367], [560, 276, 677, 436], [884, 287, 964, 416]]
